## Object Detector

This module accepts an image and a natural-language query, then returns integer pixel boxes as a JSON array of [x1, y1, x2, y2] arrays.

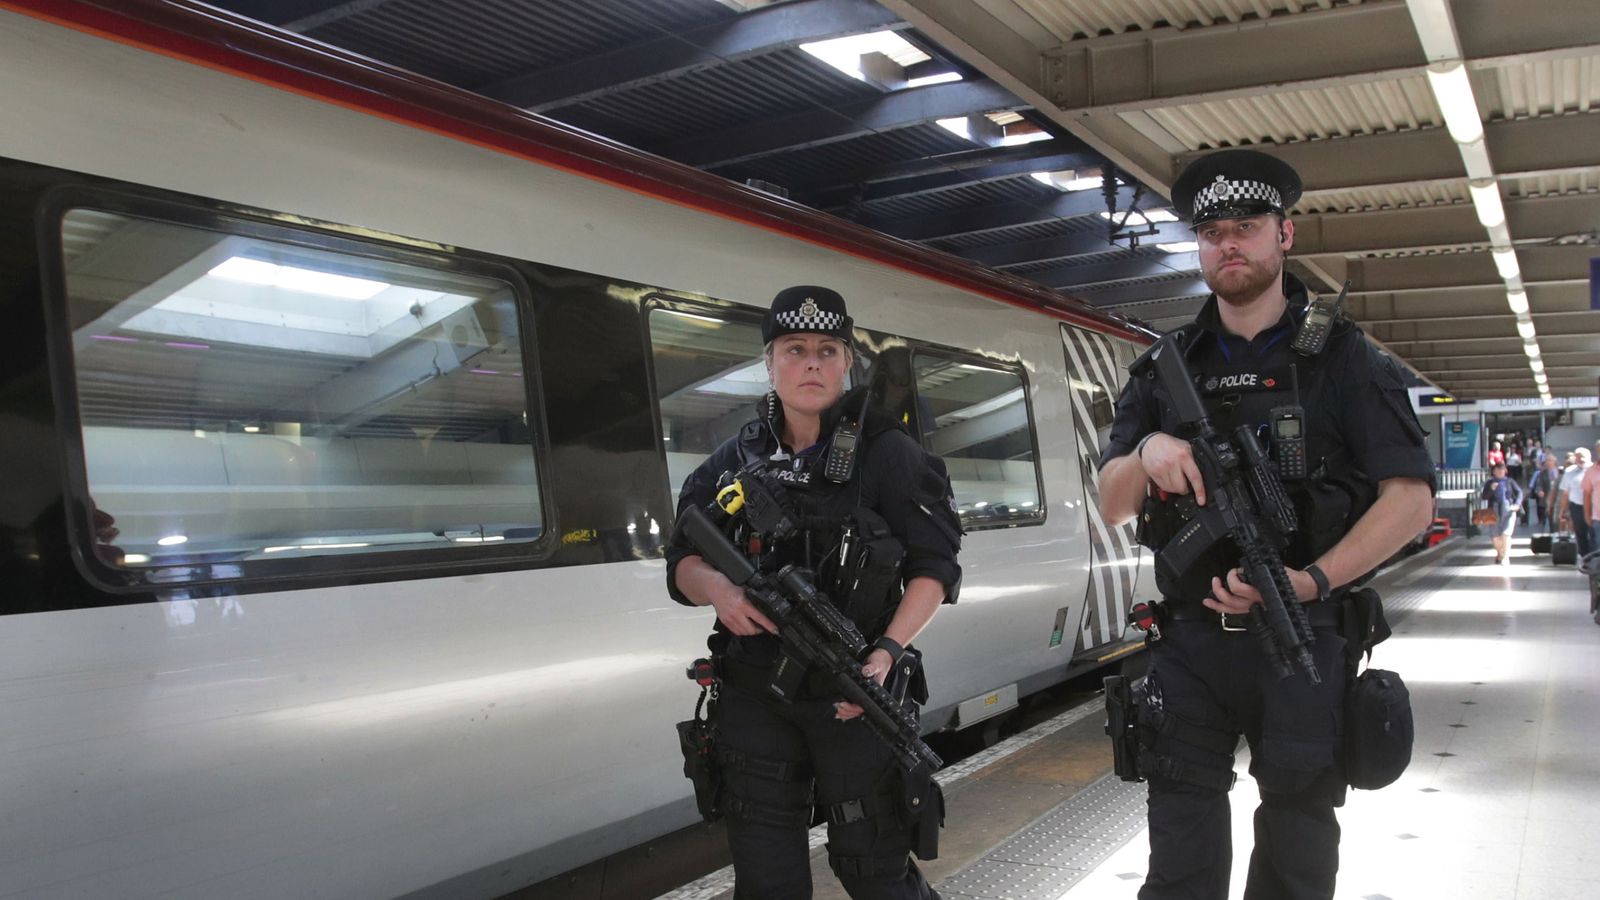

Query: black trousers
[[716, 680, 939, 900], [1139, 621, 1350, 900], [1571, 502, 1593, 557]]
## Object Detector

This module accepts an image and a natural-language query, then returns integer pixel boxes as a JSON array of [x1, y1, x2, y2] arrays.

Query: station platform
[[658, 530, 1600, 900]]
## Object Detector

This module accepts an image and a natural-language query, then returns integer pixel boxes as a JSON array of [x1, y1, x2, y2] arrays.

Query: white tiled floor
[[1059, 535, 1600, 900]]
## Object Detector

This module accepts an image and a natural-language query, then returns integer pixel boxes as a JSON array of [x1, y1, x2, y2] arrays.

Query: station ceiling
[[205, 0, 1600, 402]]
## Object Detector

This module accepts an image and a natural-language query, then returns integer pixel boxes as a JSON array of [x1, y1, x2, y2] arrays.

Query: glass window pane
[[647, 306, 767, 505], [912, 353, 1042, 528], [61, 209, 542, 573]]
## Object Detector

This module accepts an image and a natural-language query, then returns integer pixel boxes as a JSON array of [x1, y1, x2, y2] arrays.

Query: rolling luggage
[[1551, 533, 1577, 566], [1531, 533, 1552, 555]]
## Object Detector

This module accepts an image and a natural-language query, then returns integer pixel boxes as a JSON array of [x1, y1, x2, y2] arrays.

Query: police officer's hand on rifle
[[674, 555, 778, 636], [1137, 432, 1208, 507], [1206, 566, 1318, 617], [833, 647, 893, 721]]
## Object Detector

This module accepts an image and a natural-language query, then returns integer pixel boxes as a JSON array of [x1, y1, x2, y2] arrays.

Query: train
[[0, 1, 1159, 898]]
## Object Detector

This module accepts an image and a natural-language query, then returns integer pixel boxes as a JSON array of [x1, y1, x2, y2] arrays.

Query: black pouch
[[1341, 587, 1393, 669], [1344, 667, 1413, 790], [676, 680, 722, 822], [899, 761, 945, 861]]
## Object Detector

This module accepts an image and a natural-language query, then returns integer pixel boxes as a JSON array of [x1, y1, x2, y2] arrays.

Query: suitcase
[[1531, 533, 1552, 554], [1552, 534, 1577, 566]]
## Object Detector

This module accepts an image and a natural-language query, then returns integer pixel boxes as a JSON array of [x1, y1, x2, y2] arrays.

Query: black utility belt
[[719, 652, 839, 699], [1162, 599, 1343, 631]]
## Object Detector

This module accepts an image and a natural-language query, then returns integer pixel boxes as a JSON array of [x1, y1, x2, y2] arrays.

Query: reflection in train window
[[59, 208, 542, 573], [912, 352, 1043, 528], [646, 306, 766, 505]]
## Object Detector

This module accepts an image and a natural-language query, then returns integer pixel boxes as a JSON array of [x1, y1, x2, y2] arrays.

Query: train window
[[57, 207, 543, 576], [646, 304, 768, 504], [910, 351, 1043, 528]]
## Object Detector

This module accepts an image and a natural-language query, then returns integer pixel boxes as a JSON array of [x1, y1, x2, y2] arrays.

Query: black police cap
[[762, 285, 853, 345], [1171, 149, 1302, 226]]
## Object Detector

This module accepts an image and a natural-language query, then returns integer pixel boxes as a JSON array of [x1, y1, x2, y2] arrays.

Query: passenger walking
[[666, 286, 961, 900], [1480, 463, 1523, 565], [1506, 445, 1523, 484], [1096, 150, 1435, 900], [1487, 439, 1505, 469], [1559, 448, 1593, 557], [1584, 442, 1600, 552], [1529, 455, 1560, 530]]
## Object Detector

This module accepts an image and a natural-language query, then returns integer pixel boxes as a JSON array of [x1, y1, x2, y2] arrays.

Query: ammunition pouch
[[823, 507, 906, 638]]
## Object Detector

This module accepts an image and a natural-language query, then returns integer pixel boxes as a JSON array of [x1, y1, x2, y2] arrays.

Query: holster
[[1104, 675, 1144, 782], [676, 663, 723, 822]]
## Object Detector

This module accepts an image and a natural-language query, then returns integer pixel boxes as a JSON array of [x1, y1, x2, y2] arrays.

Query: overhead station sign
[[1416, 392, 1458, 407]]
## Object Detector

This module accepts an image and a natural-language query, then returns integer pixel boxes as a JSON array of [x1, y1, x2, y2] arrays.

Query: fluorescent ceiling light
[[1158, 241, 1200, 254], [1030, 170, 1106, 191], [1099, 209, 1179, 225], [906, 72, 962, 88], [1000, 130, 1052, 146], [800, 31, 929, 80], [1469, 180, 1506, 229], [1523, 342, 1541, 359], [936, 117, 971, 140], [209, 256, 388, 300], [1426, 62, 1484, 144], [1506, 289, 1529, 315], [121, 553, 150, 564], [1516, 320, 1536, 339], [1492, 248, 1520, 280], [157, 534, 189, 546]]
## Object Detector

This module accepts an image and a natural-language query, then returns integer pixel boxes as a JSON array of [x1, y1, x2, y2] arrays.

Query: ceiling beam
[[1041, 0, 1600, 120], [1034, 252, 1199, 290], [877, 0, 1175, 192], [477, 0, 907, 111], [661, 78, 1021, 168], [812, 147, 1106, 207], [1349, 283, 1594, 321], [1343, 245, 1596, 294], [1174, 115, 1600, 194], [1072, 277, 1212, 308], [859, 184, 1137, 241], [1370, 309, 1600, 342], [960, 221, 1192, 268], [1289, 193, 1600, 255]]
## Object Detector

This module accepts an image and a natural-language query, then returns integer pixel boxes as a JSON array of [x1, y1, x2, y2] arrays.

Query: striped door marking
[[1060, 324, 1140, 649]]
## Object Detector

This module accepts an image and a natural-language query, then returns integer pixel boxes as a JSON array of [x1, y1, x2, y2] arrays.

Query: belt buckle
[[1219, 612, 1247, 632]]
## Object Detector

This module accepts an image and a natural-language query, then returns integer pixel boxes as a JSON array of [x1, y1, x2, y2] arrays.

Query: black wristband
[[871, 636, 905, 664], [1135, 432, 1159, 461], [1305, 563, 1331, 602]]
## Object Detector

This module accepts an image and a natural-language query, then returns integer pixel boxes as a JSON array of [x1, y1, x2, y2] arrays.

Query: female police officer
[[666, 286, 961, 900], [1097, 150, 1435, 900]]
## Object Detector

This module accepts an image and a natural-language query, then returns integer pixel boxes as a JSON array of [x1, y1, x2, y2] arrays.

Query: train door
[[1059, 324, 1146, 655]]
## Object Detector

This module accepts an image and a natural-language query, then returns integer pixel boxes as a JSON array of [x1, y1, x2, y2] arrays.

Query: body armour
[[666, 385, 964, 652], [1137, 292, 1389, 604]]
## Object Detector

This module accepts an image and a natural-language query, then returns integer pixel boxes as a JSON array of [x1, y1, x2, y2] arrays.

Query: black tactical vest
[[1141, 310, 1375, 603]]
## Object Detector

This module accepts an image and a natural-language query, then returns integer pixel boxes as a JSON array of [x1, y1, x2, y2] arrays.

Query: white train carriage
[[0, 1, 1156, 897]]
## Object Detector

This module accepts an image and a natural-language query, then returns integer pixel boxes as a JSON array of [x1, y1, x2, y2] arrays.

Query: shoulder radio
[[1291, 280, 1348, 357]]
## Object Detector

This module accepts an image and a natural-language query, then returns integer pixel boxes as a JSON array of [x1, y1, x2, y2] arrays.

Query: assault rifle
[[676, 467, 942, 773], [1132, 337, 1321, 684]]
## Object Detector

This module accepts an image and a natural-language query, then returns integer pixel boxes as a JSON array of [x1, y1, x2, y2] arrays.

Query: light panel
[[1426, 62, 1484, 144]]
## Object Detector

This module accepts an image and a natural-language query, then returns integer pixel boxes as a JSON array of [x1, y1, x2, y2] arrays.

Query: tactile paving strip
[[934, 774, 1148, 898]]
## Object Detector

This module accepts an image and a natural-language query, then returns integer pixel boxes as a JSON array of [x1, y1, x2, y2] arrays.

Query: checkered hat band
[[774, 308, 844, 332], [1194, 178, 1282, 213]]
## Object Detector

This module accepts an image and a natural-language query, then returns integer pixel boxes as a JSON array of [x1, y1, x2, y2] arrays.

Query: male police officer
[[1097, 150, 1435, 900]]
